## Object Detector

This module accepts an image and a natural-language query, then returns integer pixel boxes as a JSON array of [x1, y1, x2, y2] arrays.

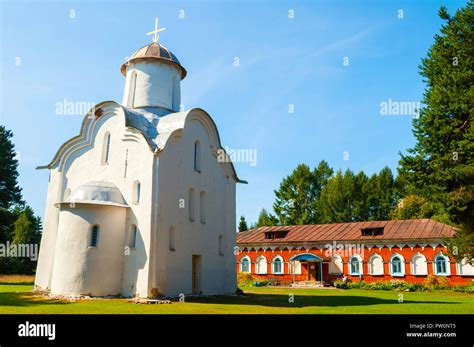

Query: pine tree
[[0, 126, 23, 210], [238, 216, 248, 232], [398, 3, 474, 261], [364, 167, 397, 221], [256, 208, 278, 227], [273, 161, 333, 225], [0, 125, 24, 245]]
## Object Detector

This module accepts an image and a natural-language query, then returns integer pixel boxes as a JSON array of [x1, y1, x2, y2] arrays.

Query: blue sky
[[0, 0, 467, 225]]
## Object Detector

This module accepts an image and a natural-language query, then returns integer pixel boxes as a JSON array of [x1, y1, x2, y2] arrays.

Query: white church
[[34, 19, 245, 298]]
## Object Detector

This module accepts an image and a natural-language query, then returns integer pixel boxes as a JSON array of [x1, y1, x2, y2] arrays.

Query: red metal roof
[[236, 219, 456, 244]]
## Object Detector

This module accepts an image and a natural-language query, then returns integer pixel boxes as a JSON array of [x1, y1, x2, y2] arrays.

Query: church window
[[90, 225, 99, 247], [169, 227, 175, 252], [218, 235, 224, 256], [102, 132, 111, 165], [127, 71, 137, 108], [194, 140, 201, 172], [132, 181, 141, 204], [130, 225, 137, 248], [189, 188, 195, 222], [200, 191, 206, 224]]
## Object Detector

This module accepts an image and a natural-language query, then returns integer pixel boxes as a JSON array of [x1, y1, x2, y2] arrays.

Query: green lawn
[[0, 284, 472, 314]]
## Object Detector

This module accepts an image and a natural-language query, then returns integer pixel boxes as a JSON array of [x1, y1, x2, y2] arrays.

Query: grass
[[0, 285, 472, 314]]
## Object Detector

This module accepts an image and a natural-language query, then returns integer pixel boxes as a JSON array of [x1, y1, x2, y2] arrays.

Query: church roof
[[38, 101, 246, 184], [121, 43, 187, 79], [59, 181, 128, 208], [237, 219, 456, 245]]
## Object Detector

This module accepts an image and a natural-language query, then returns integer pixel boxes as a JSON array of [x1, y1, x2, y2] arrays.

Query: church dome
[[65, 182, 128, 208], [121, 43, 187, 79]]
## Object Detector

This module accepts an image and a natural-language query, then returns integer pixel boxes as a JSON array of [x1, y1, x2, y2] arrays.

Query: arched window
[[457, 258, 474, 276], [272, 256, 283, 274], [411, 253, 428, 275], [129, 225, 137, 248], [127, 71, 137, 108], [240, 256, 251, 273], [433, 253, 450, 276], [90, 225, 99, 247], [169, 227, 175, 252], [389, 253, 405, 276], [102, 132, 111, 165], [218, 235, 224, 256], [368, 254, 384, 275], [132, 181, 141, 204], [200, 191, 206, 224], [329, 255, 344, 275], [189, 188, 195, 222], [289, 260, 302, 275], [349, 255, 362, 275], [194, 140, 201, 172], [256, 255, 268, 274]]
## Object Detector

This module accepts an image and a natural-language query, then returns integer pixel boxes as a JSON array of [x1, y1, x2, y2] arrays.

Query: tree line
[[0, 126, 42, 274], [240, 4, 473, 262]]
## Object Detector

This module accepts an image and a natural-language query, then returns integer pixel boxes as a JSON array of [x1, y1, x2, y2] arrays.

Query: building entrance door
[[192, 255, 201, 294]]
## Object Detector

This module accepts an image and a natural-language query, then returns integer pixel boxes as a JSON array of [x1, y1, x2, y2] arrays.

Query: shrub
[[237, 273, 254, 287], [424, 275, 451, 289], [334, 280, 348, 289]]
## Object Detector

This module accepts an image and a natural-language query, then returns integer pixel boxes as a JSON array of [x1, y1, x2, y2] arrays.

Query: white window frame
[[240, 256, 251, 273], [329, 254, 344, 275], [433, 252, 451, 276], [368, 253, 384, 275], [389, 253, 405, 277], [256, 255, 268, 275], [456, 258, 474, 276], [348, 255, 363, 275], [272, 255, 284, 275], [410, 252, 428, 276]]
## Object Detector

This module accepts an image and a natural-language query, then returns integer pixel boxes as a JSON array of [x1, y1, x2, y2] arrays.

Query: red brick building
[[236, 219, 473, 285]]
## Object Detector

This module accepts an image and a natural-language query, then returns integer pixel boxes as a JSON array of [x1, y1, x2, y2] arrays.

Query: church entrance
[[192, 255, 201, 294]]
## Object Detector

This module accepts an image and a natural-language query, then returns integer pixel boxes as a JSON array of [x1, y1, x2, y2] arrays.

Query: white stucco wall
[[154, 112, 237, 297], [50, 204, 127, 296], [34, 170, 63, 290], [122, 60, 181, 111], [35, 106, 156, 297]]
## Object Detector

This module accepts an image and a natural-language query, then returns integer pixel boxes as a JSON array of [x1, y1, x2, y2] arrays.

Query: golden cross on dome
[[147, 17, 166, 43]]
